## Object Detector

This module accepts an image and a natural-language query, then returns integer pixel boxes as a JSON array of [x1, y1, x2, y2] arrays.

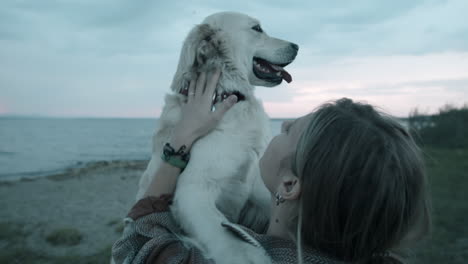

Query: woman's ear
[[277, 173, 301, 201]]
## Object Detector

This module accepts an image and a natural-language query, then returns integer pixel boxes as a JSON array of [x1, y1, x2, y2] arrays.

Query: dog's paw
[[242, 245, 271, 264]]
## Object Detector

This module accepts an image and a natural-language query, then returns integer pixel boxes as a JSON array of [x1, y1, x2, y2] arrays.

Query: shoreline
[[0, 159, 148, 183], [0, 159, 148, 260]]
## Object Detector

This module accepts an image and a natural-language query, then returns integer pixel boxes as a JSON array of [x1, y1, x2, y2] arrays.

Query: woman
[[112, 70, 431, 264]]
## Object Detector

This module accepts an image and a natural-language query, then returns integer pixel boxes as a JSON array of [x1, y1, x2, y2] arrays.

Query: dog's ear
[[196, 36, 218, 66], [170, 24, 222, 93]]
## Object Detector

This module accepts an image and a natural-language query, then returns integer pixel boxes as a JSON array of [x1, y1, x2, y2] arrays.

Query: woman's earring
[[275, 192, 285, 206]]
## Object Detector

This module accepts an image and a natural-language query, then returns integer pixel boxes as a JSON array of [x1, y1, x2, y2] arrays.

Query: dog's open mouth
[[252, 57, 293, 83]]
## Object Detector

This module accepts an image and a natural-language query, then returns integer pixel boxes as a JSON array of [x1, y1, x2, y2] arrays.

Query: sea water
[[0, 117, 285, 180]]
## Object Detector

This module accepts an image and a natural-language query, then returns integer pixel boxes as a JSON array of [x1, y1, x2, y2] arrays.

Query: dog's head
[[171, 12, 298, 93]]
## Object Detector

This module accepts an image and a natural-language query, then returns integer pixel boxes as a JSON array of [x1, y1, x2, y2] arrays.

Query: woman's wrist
[[143, 161, 181, 198], [170, 132, 197, 152]]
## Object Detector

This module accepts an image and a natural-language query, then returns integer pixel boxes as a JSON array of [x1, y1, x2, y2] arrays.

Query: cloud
[[0, 0, 467, 117], [261, 52, 468, 117], [260, 0, 468, 57], [2, 0, 467, 56]]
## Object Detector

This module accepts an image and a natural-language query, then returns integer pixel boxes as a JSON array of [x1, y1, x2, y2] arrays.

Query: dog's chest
[[157, 93, 271, 157]]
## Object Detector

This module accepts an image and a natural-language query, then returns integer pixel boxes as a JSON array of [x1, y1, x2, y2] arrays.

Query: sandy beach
[[0, 160, 148, 262], [1, 149, 467, 264]]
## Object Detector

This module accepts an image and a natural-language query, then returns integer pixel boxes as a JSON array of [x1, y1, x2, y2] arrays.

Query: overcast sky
[[1, 0, 467, 118]]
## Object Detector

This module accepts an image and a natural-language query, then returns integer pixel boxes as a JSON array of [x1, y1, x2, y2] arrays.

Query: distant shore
[[0, 159, 149, 182], [0, 160, 148, 262]]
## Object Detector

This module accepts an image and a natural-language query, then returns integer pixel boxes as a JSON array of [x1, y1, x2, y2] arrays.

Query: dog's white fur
[[135, 12, 297, 264]]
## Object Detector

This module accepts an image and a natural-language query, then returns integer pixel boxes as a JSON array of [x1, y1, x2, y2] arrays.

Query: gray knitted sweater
[[112, 196, 345, 264]]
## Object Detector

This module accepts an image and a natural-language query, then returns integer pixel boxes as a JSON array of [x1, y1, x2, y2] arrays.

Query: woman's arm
[[112, 69, 237, 264], [143, 69, 238, 198]]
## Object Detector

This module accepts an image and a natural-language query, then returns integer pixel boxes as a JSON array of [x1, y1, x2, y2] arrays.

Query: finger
[[214, 95, 237, 120], [204, 69, 221, 103], [195, 72, 207, 99], [187, 78, 196, 102]]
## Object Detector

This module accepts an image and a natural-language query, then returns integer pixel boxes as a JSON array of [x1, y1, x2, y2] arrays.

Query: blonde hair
[[289, 98, 431, 263]]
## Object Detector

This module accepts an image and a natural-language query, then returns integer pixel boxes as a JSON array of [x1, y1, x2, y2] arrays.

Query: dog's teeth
[[271, 65, 284, 71]]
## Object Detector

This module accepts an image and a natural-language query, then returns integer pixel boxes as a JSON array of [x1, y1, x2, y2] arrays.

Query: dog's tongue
[[281, 70, 292, 83], [271, 64, 292, 83]]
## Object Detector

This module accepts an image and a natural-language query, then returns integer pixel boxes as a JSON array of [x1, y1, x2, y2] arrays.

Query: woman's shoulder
[[221, 222, 346, 264]]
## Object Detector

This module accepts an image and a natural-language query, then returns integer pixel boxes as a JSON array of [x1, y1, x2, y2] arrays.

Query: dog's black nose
[[290, 43, 299, 51]]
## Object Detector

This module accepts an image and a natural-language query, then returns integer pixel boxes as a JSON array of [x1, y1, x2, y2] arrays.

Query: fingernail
[[229, 95, 238, 104]]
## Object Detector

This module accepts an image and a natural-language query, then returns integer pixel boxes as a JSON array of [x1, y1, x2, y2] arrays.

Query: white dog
[[136, 12, 298, 264]]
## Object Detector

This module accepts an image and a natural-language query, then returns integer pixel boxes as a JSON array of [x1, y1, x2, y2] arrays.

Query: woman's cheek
[[259, 153, 268, 189], [260, 152, 276, 193], [259, 142, 280, 193], [259, 151, 272, 191]]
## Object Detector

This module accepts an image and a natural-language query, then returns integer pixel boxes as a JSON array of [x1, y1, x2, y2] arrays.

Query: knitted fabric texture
[[112, 196, 346, 264]]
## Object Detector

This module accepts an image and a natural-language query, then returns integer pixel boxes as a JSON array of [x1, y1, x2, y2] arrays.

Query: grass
[[107, 218, 125, 233], [106, 219, 120, 226], [114, 223, 125, 233], [0, 245, 112, 264], [0, 222, 25, 242], [0, 224, 111, 264], [412, 147, 468, 264], [45, 228, 83, 246]]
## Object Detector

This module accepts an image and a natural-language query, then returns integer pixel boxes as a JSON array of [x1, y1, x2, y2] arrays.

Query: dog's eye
[[251, 25, 263, 33]]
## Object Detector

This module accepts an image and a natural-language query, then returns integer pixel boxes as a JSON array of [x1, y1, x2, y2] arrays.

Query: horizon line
[[0, 114, 411, 120]]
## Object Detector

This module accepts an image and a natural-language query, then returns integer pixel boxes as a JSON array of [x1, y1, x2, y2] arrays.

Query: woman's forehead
[[291, 113, 312, 137]]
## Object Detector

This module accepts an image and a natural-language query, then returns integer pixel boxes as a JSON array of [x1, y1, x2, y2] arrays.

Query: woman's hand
[[171, 69, 238, 151], [143, 69, 237, 198]]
